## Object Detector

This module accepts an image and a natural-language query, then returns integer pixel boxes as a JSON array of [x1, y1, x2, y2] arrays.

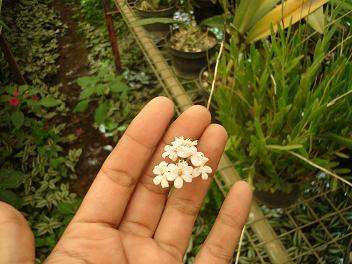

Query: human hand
[[0, 97, 252, 264]]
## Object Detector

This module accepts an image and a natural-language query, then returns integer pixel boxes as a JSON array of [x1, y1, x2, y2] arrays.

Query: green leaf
[[57, 200, 81, 216], [266, 144, 303, 151], [40, 97, 61, 107], [109, 78, 129, 93], [77, 75, 99, 88], [327, 133, 352, 148], [133, 17, 181, 27], [0, 190, 21, 207], [94, 102, 109, 125], [312, 159, 329, 165], [0, 169, 24, 189], [11, 110, 24, 129], [306, 7, 325, 34], [74, 99, 89, 113], [201, 15, 225, 28], [79, 86, 96, 100], [50, 157, 65, 169], [335, 168, 351, 174]]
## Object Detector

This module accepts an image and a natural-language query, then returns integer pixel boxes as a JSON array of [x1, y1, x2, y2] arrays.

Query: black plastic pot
[[135, 2, 176, 32], [193, 0, 224, 24], [167, 30, 217, 80]]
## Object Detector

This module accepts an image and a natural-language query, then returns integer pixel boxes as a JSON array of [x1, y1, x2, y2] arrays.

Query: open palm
[[0, 97, 252, 264]]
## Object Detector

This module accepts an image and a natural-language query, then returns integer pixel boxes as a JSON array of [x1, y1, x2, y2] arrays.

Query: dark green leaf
[[11, 110, 24, 129], [77, 75, 99, 88], [0, 169, 24, 189], [79, 86, 96, 100], [74, 99, 89, 113], [94, 102, 109, 125], [109, 78, 129, 93], [0, 190, 21, 208], [201, 15, 226, 28], [57, 201, 80, 215], [40, 97, 61, 107], [133, 17, 180, 27]]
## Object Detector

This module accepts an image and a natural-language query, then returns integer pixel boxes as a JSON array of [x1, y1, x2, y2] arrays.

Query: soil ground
[[52, 0, 113, 195]]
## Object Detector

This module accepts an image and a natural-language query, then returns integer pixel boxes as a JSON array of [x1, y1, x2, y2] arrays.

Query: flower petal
[[190, 152, 208, 166], [174, 177, 184, 189], [153, 167, 159, 175], [192, 167, 201, 178], [160, 161, 168, 167], [183, 174, 193, 183], [177, 146, 191, 158], [153, 176, 162, 185], [170, 152, 178, 161], [166, 172, 177, 181], [201, 172, 209, 180], [204, 165, 212, 173], [161, 179, 169, 188], [168, 163, 177, 171]]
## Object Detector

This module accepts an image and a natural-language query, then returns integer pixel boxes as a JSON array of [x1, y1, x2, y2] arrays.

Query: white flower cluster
[[153, 137, 212, 189]]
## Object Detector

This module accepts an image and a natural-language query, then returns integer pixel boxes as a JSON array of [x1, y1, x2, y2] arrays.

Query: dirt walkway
[[52, 0, 113, 195]]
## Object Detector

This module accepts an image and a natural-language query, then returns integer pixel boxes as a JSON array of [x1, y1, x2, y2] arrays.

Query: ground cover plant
[[0, 84, 82, 261], [0, 0, 161, 262], [0, 1, 82, 261], [0, 0, 66, 85]]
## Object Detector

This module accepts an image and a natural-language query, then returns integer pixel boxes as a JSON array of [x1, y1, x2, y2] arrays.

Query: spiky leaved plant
[[214, 7, 352, 193]]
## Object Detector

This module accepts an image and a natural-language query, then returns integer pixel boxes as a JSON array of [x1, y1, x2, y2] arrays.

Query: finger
[[73, 97, 174, 226], [195, 181, 252, 264], [154, 124, 227, 260], [0, 202, 35, 264], [118, 105, 211, 237]]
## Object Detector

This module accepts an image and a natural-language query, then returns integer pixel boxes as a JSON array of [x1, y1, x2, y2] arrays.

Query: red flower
[[75, 128, 84, 137], [13, 90, 20, 97], [9, 97, 20, 107], [31, 95, 39, 101]]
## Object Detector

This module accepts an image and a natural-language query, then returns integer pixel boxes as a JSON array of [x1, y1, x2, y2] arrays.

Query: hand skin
[[0, 97, 252, 264]]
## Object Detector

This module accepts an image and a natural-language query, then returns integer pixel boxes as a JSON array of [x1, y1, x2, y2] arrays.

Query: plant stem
[[235, 225, 246, 264], [207, 39, 225, 110], [327, 89, 352, 107], [287, 151, 352, 188]]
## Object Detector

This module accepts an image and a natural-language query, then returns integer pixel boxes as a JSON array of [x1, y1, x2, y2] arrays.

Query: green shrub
[[215, 21, 352, 193], [0, 85, 82, 261]]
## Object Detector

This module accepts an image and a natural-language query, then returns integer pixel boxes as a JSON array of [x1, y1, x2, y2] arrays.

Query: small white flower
[[162, 144, 178, 161], [192, 165, 212, 180], [176, 145, 197, 158], [167, 160, 193, 189], [153, 161, 169, 175], [190, 152, 209, 167], [162, 137, 198, 161], [153, 161, 170, 188], [153, 175, 169, 188]]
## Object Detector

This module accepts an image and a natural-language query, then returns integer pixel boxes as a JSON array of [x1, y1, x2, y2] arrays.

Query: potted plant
[[167, 25, 217, 79], [134, 0, 177, 32], [213, 13, 352, 208]]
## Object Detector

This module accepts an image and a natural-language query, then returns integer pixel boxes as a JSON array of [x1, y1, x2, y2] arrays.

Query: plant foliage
[[0, 85, 82, 261], [0, 0, 66, 85], [215, 15, 352, 192]]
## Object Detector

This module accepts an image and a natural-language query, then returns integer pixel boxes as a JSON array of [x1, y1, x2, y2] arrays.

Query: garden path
[[52, 0, 113, 195]]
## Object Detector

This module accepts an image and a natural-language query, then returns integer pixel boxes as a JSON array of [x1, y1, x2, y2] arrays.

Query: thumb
[[0, 202, 35, 264]]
